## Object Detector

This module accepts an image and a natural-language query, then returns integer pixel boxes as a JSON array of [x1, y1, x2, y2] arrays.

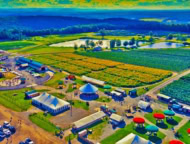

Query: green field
[[0, 40, 36, 50], [0, 88, 32, 112], [101, 122, 166, 144], [144, 110, 182, 129], [78, 49, 190, 72], [29, 112, 60, 133], [160, 74, 190, 104], [178, 121, 190, 144], [67, 100, 89, 110]]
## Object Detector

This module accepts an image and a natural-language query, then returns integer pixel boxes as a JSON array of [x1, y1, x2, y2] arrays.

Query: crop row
[[87, 71, 142, 87]]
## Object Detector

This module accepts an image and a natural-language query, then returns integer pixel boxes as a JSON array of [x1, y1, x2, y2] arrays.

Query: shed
[[138, 100, 151, 110], [110, 113, 124, 124], [72, 111, 106, 131], [82, 76, 105, 86]]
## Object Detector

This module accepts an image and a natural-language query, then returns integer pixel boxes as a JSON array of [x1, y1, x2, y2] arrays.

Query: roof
[[25, 90, 37, 95], [146, 125, 159, 132], [18, 57, 43, 68], [116, 133, 152, 144], [157, 93, 171, 100], [82, 76, 105, 86], [80, 83, 98, 94], [73, 111, 106, 129], [111, 91, 122, 96], [110, 114, 123, 122], [115, 88, 126, 94], [32, 93, 70, 110], [138, 101, 150, 109]]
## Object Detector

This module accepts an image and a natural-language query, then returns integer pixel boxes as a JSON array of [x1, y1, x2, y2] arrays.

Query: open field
[[144, 109, 182, 129], [101, 122, 166, 144], [177, 121, 190, 144], [29, 112, 60, 133], [29, 53, 172, 87], [0, 40, 37, 50], [78, 49, 190, 72], [160, 74, 190, 104], [0, 88, 32, 112]]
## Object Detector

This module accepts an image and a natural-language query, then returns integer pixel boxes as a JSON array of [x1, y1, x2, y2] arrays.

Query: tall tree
[[110, 40, 116, 49], [116, 39, 121, 47], [99, 29, 106, 40], [123, 41, 128, 47]]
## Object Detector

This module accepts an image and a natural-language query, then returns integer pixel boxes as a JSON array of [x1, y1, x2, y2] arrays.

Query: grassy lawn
[[0, 88, 32, 112], [44, 72, 66, 88], [67, 100, 89, 110], [65, 133, 77, 142], [88, 118, 108, 140], [66, 84, 75, 93], [29, 112, 60, 133], [144, 110, 183, 129], [178, 120, 190, 144], [0, 40, 36, 50], [101, 122, 166, 144], [96, 96, 112, 103], [49, 93, 65, 99]]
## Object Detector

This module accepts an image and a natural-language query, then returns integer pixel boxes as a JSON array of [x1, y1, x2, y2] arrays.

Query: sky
[[0, 0, 190, 9]]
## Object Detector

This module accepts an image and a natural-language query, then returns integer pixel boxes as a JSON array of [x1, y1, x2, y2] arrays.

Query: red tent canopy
[[169, 140, 183, 144], [187, 128, 190, 134], [133, 117, 145, 124], [153, 113, 165, 119]]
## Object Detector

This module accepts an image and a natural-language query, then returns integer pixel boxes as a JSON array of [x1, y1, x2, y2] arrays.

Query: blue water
[[139, 42, 184, 49]]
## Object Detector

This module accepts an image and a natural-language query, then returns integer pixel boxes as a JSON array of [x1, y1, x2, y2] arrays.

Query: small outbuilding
[[110, 114, 124, 125], [72, 111, 106, 132], [25, 90, 40, 99], [138, 100, 151, 110], [82, 76, 105, 87]]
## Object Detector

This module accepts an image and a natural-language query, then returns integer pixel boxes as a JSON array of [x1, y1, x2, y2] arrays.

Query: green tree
[[85, 39, 90, 48], [123, 41, 128, 47], [167, 34, 173, 40], [74, 43, 78, 51], [110, 40, 116, 49], [149, 36, 154, 44], [116, 39, 121, 47], [89, 41, 96, 48], [129, 38, 135, 46]]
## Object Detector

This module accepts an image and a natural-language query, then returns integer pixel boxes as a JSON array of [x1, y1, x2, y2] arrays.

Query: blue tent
[[80, 83, 98, 94]]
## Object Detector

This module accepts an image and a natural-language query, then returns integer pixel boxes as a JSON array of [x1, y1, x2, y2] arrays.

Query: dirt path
[[0, 105, 64, 144], [146, 69, 190, 99]]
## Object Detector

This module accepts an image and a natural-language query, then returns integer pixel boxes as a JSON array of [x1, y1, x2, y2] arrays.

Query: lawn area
[[49, 93, 65, 99], [0, 88, 32, 112], [65, 133, 77, 142], [0, 40, 37, 50], [178, 120, 190, 144], [44, 72, 66, 88], [101, 122, 166, 144], [66, 84, 75, 93], [67, 100, 89, 110], [88, 118, 108, 140], [29, 112, 60, 133], [144, 110, 183, 129], [78, 48, 190, 72], [96, 96, 112, 103]]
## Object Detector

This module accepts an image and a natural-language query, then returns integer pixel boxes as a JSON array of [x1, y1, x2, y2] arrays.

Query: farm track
[[146, 69, 190, 99]]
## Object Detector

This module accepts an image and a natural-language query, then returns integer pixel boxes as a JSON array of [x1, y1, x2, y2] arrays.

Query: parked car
[[3, 121, 10, 129], [9, 126, 16, 133], [25, 138, 34, 144], [3, 129, 11, 136]]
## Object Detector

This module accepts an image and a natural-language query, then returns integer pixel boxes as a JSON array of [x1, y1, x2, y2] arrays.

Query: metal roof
[[32, 93, 70, 110], [82, 76, 105, 86], [73, 111, 106, 129], [110, 114, 123, 122]]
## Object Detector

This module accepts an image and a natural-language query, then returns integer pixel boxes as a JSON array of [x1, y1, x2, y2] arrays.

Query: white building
[[138, 100, 151, 110], [32, 93, 70, 115]]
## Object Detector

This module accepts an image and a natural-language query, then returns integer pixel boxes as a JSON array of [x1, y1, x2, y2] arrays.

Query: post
[[70, 93, 72, 117]]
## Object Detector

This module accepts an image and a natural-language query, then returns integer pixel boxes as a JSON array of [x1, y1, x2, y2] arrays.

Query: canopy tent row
[[164, 110, 175, 120], [145, 125, 159, 135]]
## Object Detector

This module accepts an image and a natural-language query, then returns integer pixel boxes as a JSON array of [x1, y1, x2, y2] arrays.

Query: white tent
[[138, 100, 151, 110], [116, 133, 152, 144]]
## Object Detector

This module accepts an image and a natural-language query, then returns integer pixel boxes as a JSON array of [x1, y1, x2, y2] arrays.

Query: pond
[[139, 42, 184, 49]]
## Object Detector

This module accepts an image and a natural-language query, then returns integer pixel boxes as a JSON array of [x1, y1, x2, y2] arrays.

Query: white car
[[3, 121, 10, 128], [3, 129, 11, 136]]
